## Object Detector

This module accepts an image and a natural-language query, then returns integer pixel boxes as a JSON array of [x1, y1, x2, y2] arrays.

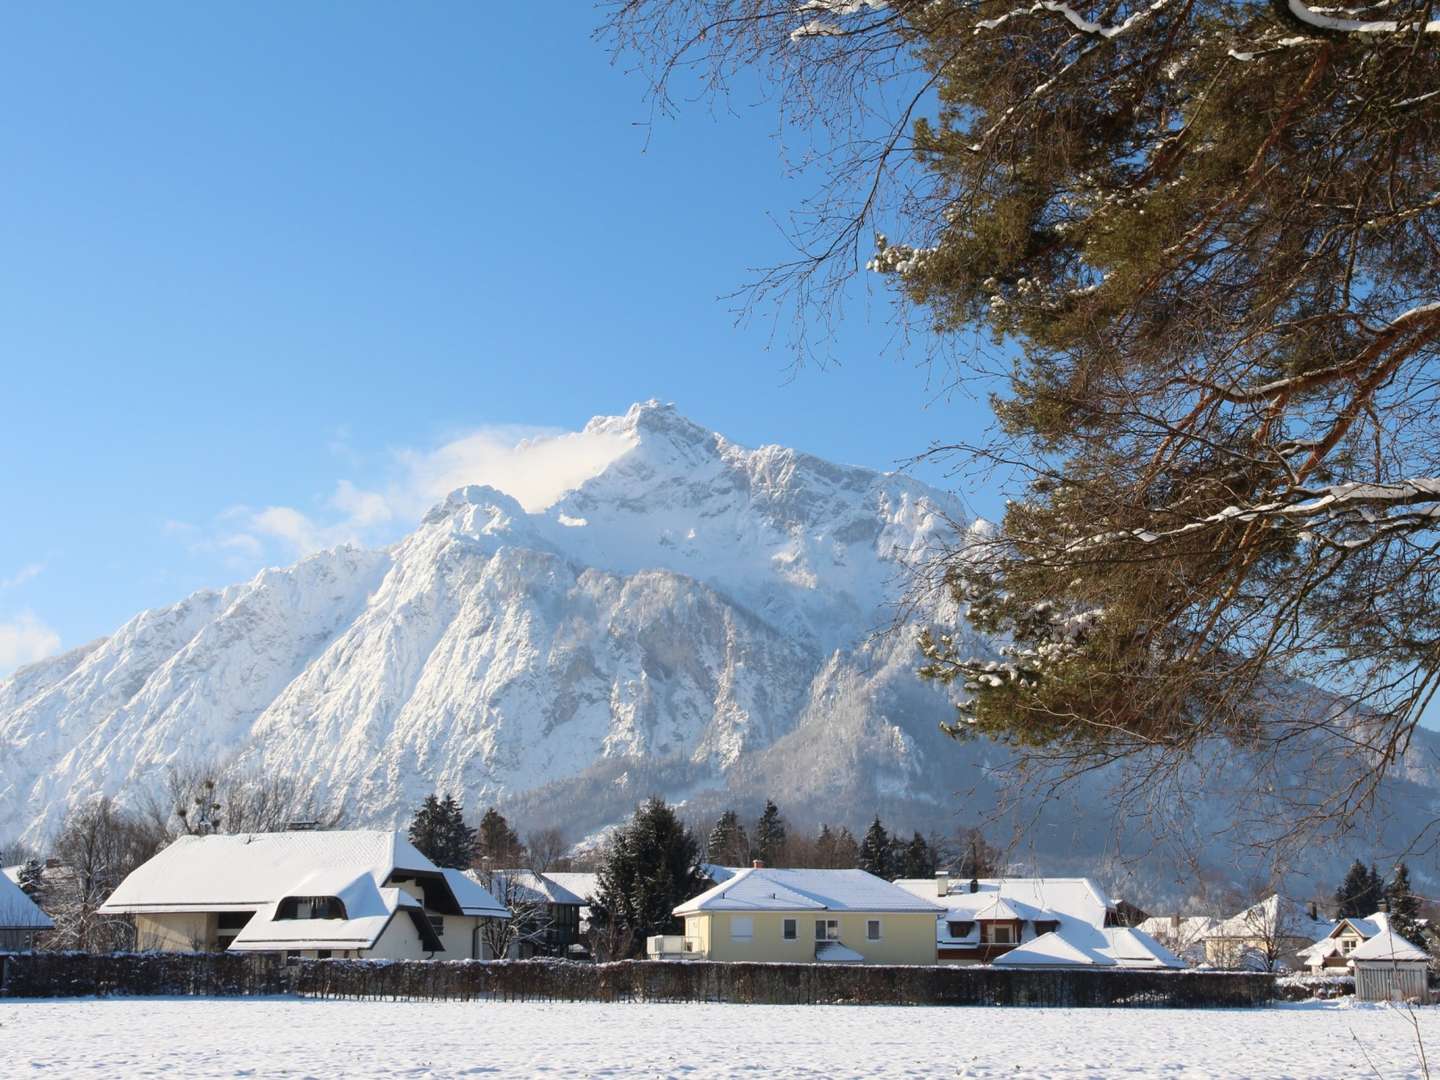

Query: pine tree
[[753, 800, 787, 865], [831, 826, 859, 870], [592, 797, 706, 957], [858, 817, 892, 879], [407, 795, 443, 865], [474, 807, 525, 869], [1335, 860, 1385, 918], [1386, 863, 1427, 951], [706, 810, 750, 867]]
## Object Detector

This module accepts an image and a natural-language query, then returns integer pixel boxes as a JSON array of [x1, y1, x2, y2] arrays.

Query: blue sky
[[0, 3, 1001, 673]]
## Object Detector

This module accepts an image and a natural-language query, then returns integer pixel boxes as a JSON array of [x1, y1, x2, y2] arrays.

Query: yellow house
[[654, 865, 940, 965], [100, 830, 509, 960]]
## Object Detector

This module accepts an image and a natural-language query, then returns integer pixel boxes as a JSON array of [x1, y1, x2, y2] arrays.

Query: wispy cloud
[[190, 422, 637, 564], [0, 562, 45, 590], [0, 612, 61, 676]]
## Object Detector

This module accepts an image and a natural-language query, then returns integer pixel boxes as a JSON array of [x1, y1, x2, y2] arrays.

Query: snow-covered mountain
[[3, 400, 1438, 903]]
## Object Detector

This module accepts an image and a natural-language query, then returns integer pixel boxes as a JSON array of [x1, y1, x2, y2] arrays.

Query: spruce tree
[[831, 826, 860, 870], [1386, 863, 1427, 950], [899, 832, 936, 880], [407, 794, 443, 865], [858, 817, 893, 879], [1335, 860, 1385, 918], [592, 796, 706, 957], [433, 794, 477, 869], [753, 800, 787, 865], [706, 810, 750, 867]]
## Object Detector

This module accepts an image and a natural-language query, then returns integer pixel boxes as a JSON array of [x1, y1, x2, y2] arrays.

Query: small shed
[[1351, 929, 1431, 1003]]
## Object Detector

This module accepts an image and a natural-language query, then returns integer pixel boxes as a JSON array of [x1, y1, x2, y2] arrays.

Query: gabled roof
[[0, 871, 53, 930], [488, 870, 589, 907], [675, 868, 941, 915], [228, 880, 439, 953], [992, 927, 1184, 970], [1208, 894, 1335, 942], [442, 869, 509, 918], [892, 877, 1111, 927], [993, 931, 1104, 968], [1351, 929, 1429, 962], [544, 872, 599, 905]]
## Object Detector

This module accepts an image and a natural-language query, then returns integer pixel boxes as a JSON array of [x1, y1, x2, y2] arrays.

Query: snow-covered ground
[[1, 997, 1436, 1078]]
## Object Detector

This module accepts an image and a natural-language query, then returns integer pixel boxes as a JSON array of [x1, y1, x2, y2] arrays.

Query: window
[[815, 919, 840, 941], [730, 916, 754, 941], [428, 914, 445, 937], [1342, 938, 1356, 953], [316, 949, 332, 960], [866, 919, 882, 941], [783, 919, 797, 940], [1034, 920, 1061, 936], [988, 924, 1014, 944], [947, 921, 974, 939], [217, 911, 254, 931]]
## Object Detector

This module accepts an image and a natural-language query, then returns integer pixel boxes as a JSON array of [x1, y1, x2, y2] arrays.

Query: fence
[[2, 952, 1276, 1008]]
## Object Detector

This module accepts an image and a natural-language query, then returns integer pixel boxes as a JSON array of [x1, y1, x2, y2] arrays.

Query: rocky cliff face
[[3, 401, 1435, 904]]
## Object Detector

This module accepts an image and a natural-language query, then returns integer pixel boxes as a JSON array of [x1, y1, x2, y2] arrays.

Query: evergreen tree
[[706, 810, 750, 867], [407, 794, 443, 865], [15, 857, 45, 899], [433, 794, 476, 869], [474, 807, 525, 869], [1335, 860, 1385, 918], [831, 826, 860, 870], [898, 832, 936, 880], [612, 0, 1440, 837], [592, 797, 706, 957], [1386, 863, 1427, 950], [753, 800, 787, 865], [857, 816, 893, 879]]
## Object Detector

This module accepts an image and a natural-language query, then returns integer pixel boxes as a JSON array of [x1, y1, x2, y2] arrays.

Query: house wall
[[365, 912, 431, 960], [684, 915, 711, 956], [433, 913, 486, 960], [135, 912, 216, 951], [695, 912, 936, 965]]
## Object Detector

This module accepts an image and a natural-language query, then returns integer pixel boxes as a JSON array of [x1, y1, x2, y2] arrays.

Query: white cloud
[[0, 562, 45, 590], [204, 422, 637, 561], [0, 612, 61, 676]]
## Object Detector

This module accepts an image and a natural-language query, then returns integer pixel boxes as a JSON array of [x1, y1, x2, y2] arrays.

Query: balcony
[[646, 935, 703, 960]]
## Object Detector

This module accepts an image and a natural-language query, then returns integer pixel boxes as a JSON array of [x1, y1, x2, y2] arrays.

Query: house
[[1352, 929, 1432, 1003], [0, 868, 54, 951], [484, 870, 595, 957], [1297, 910, 1399, 973], [655, 864, 941, 964], [892, 874, 1183, 970], [100, 830, 509, 960], [1201, 894, 1335, 971], [1135, 914, 1220, 966]]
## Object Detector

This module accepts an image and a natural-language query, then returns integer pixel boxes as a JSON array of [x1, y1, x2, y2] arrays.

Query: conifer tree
[[434, 794, 477, 869], [1386, 863, 1427, 950], [16, 858, 45, 899], [706, 810, 750, 867], [753, 800, 787, 865], [858, 817, 893, 879], [898, 832, 936, 880], [592, 797, 706, 957], [1334, 860, 1385, 918], [474, 807, 525, 869], [832, 826, 860, 870], [407, 795, 443, 865], [609, 0, 1440, 834]]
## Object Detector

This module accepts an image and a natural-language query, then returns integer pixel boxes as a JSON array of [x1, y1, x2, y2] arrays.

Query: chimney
[[969, 876, 980, 894], [935, 871, 950, 897], [1171, 914, 1181, 935], [1379, 898, 1389, 914], [752, 859, 764, 869], [1308, 901, 1318, 921]]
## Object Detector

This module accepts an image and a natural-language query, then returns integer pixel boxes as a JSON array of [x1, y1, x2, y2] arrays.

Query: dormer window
[[947, 921, 974, 938], [1034, 920, 1061, 935], [277, 896, 345, 920]]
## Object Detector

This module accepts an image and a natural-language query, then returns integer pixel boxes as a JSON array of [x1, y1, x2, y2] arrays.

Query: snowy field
[[1, 997, 1437, 1079]]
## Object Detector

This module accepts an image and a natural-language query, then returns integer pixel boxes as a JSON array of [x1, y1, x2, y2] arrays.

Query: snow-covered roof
[[228, 881, 434, 953], [1351, 929, 1429, 963], [892, 876, 1111, 928], [815, 940, 865, 963], [544, 872, 598, 905], [441, 869, 509, 918], [1208, 895, 1335, 942], [0, 871, 53, 930], [992, 927, 1184, 970], [101, 831, 447, 913], [676, 868, 941, 915], [1136, 915, 1220, 945], [489, 870, 589, 907]]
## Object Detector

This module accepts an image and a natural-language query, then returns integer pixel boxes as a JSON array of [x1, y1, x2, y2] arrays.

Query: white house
[[0, 869, 53, 951], [1297, 910, 1400, 974], [1201, 895, 1335, 971], [891, 874, 1183, 970], [100, 830, 508, 960], [1136, 914, 1220, 966]]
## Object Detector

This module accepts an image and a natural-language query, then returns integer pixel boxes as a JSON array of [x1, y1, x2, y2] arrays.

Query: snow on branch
[[974, 0, 1173, 39], [1283, 0, 1440, 34]]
